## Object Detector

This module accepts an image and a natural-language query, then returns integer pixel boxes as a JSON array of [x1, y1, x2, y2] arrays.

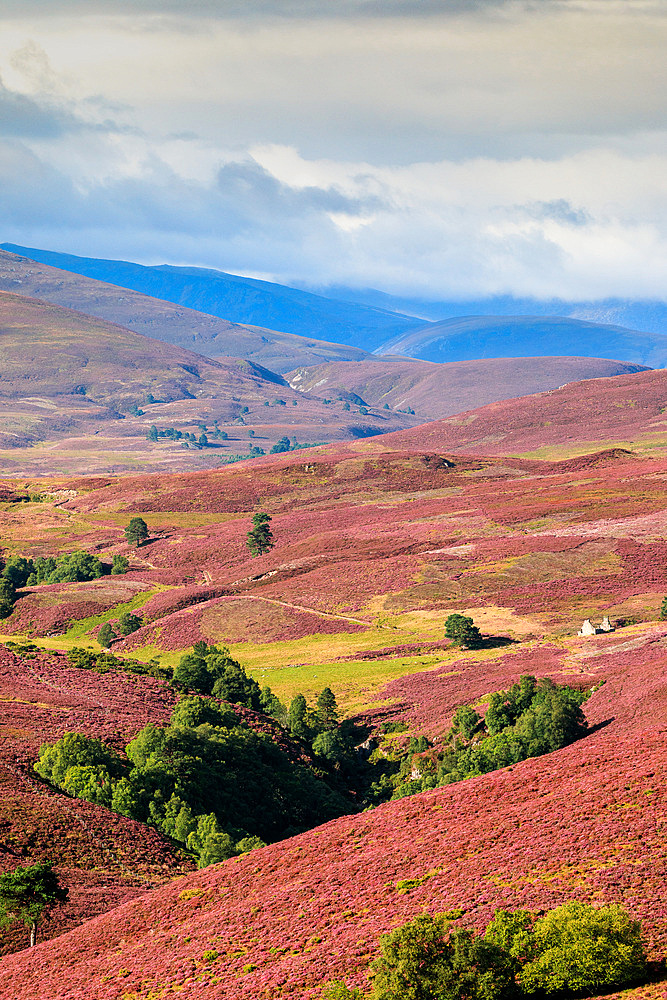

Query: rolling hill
[[319, 284, 667, 337], [286, 356, 648, 421], [0, 243, 424, 352], [1, 429, 667, 994], [0, 248, 370, 373], [376, 314, 667, 367], [380, 365, 667, 459], [0, 291, 420, 473]]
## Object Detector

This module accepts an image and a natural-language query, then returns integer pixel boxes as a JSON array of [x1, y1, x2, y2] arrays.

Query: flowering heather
[[2, 628, 667, 997]]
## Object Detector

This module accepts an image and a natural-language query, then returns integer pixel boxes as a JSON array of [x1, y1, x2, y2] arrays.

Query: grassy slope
[[286, 356, 648, 421]]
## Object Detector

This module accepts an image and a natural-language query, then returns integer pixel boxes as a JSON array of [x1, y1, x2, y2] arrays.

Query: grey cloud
[[0, 76, 82, 138], [0, 0, 567, 20], [215, 160, 383, 225], [0, 75, 138, 139]]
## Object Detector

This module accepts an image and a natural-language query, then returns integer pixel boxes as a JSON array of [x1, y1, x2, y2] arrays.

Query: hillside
[[0, 642, 194, 955], [0, 292, 420, 473], [1, 592, 667, 996], [377, 314, 667, 367], [0, 248, 370, 373], [379, 365, 667, 459], [0, 244, 424, 352], [287, 356, 648, 421], [1, 369, 667, 994]]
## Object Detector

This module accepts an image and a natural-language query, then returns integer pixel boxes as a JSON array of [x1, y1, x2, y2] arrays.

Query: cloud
[[0, 1, 666, 301], [2, 133, 667, 302], [0, 76, 83, 137]]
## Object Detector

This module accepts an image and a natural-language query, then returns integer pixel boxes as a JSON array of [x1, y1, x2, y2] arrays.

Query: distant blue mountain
[[0, 244, 423, 352], [377, 315, 667, 368], [315, 285, 667, 338], [4, 242, 666, 366]]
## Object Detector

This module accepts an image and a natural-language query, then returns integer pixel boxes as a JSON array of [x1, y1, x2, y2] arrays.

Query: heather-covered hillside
[[0, 248, 370, 372], [382, 366, 667, 459], [1, 372, 667, 996], [287, 356, 648, 421], [0, 291, 419, 473], [1, 623, 667, 998]]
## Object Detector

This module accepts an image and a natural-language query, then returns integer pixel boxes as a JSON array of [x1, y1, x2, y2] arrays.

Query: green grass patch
[[61, 584, 172, 639]]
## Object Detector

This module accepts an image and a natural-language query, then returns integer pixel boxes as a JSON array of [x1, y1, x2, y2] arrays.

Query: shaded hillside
[[2, 625, 667, 998], [287, 356, 648, 421], [377, 314, 667, 367], [0, 243, 424, 351], [0, 248, 370, 373], [0, 292, 420, 472], [380, 366, 667, 458], [0, 643, 194, 955]]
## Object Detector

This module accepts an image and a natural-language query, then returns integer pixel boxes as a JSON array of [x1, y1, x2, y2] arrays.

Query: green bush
[[371, 913, 512, 1000], [27, 551, 104, 585], [364, 905, 647, 1000], [111, 554, 129, 575], [518, 902, 647, 995]]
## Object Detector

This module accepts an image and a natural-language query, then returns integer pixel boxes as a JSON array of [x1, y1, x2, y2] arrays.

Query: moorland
[[1, 252, 667, 1000]]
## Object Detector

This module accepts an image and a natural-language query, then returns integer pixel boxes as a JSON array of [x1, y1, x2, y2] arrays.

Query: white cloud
[[0, 1, 666, 300]]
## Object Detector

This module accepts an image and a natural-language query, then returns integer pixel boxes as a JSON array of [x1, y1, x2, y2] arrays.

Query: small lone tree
[[0, 862, 68, 947], [117, 612, 142, 636], [124, 516, 149, 548], [444, 613, 483, 649], [246, 512, 274, 557], [316, 687, 339, 731], [111, 554, 129, 575], [98, 622, 117, 648], [661, 596, 667, 620]]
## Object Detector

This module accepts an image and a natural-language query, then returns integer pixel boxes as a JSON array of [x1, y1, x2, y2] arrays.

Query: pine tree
[[124, 517, 149, 548], [316, 687, 339, 731], [288, 693, 309, 740], [246, 512, 274, 557]]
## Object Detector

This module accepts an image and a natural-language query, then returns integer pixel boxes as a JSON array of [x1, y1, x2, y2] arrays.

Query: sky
[[1, 0, 666, 301]]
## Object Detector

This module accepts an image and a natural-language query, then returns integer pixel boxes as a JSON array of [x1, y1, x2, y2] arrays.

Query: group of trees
[[172, 641, 271, 709], [368, 677, 589, 803], [35, 694, 349, 869], [0, 517, 143, 619], [0, 551, 107, 617], [324, 902, 647, 999]]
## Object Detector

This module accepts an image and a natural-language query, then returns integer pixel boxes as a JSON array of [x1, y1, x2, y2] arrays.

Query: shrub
[[371, 913, 513, 1000], [518, 901, 647, 995], [97, 623, 117, 648]]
